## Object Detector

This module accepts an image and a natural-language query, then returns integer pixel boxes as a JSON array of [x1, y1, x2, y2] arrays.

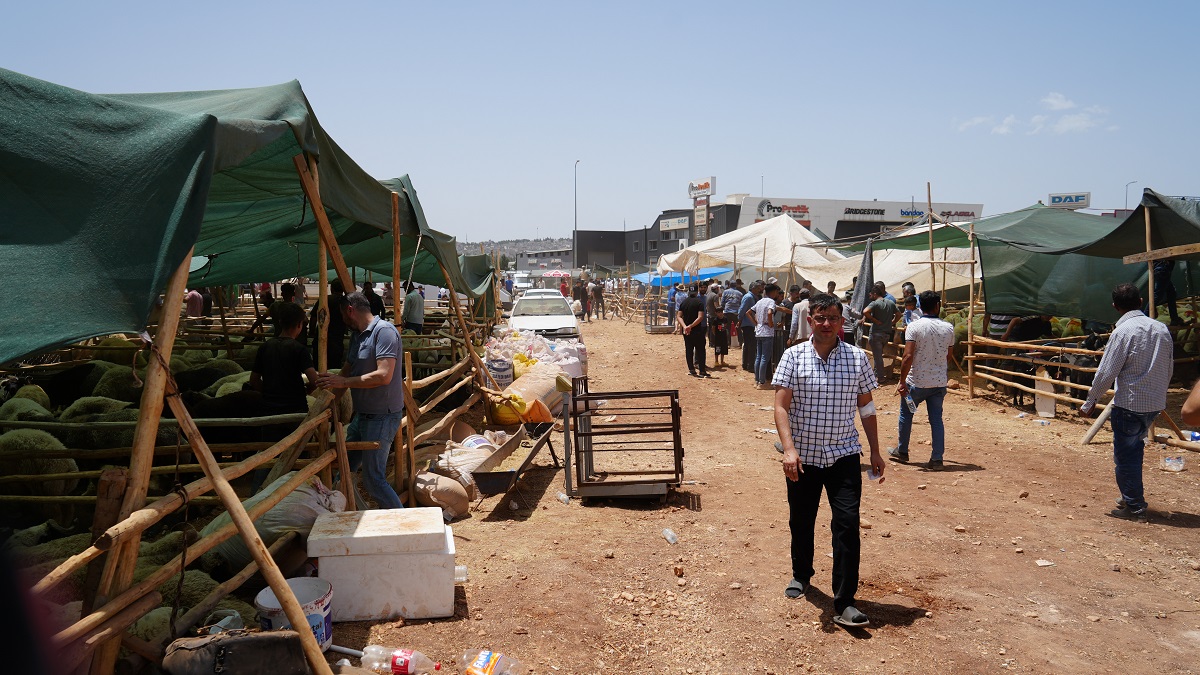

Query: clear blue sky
[[5, 1, 1196, 242]]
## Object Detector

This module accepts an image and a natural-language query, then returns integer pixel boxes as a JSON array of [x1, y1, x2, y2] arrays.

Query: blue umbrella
[[631, 267, 732, 287]]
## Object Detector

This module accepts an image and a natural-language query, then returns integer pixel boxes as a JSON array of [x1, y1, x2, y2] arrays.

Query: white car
[[508, 292, 581, 340]]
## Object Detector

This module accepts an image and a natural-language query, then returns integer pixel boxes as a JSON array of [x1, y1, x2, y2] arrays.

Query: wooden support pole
[[392, 191, 403, 326], [82, 469, 127, 614], [1153, 434, 1200, 453], [62, 591, 162, 673], [927, 182, 936, 292], [967, 222, 977, 399], [1145, 206, 1156, 318], [90, 248, 192, 675], [160, 393, 332, 675], [404, 351, 418, 504], [437, 261, 502, 391], [293, 154, 353, 293], [333, 414, 355, 508], [1081, 404, 1113, 445], [317, 236, 330, 374]]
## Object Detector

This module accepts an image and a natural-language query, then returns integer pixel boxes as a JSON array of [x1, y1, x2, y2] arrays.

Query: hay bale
[[13, 385, 51, 410], [203, 371, 251, 397], [91, 366, 144, 403], [0, 397, 52, 422]]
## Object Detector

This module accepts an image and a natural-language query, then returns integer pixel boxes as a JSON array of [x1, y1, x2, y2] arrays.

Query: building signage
[[694, 196, 709, 241], [1048, 192, 1090, 209], [688, 176, 716, 199], [660, 215, 690, 231], [843, 207, 885, 217], [755, 199, 812, 227]]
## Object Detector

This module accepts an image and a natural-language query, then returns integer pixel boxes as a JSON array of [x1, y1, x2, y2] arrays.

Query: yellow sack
[[521, 398, 554, 423], [489, 392, 527, 426]]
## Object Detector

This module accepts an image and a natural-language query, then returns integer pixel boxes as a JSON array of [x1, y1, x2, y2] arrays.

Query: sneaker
[[1110, 506, 1147, 521], [698, 372, 712, 378], [927, 460, 944, 470], [887, 447, 909, 462]]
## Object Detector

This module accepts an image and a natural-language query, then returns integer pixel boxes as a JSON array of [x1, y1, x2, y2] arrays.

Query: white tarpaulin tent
[[656, 214, 844, 278], [794, 247, 979, 294]]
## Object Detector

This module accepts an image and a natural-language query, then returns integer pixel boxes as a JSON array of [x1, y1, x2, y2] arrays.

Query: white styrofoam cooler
[[307, 507, 455, 621]]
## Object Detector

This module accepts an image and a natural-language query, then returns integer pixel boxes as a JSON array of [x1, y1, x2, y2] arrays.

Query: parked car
[[508, 292, 581, 341]]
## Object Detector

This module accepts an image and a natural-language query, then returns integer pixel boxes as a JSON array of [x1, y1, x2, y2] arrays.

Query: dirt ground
[[335, 317, 1200, 674]]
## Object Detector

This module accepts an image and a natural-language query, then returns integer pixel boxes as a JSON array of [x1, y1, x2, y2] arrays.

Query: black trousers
[[786, 454, 862, 613], [684, 329, 707, 374], [740, 325, 756, 371]]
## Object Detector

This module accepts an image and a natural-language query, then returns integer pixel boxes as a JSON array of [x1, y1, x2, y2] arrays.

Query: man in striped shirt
[[773, 293, 885, 628], [1079, 283, 1174, 521]]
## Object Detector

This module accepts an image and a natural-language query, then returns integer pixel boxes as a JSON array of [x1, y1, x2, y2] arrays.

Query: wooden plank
[[1122, 242, 1200, 264], [263, 390, 335, 486], [81, 469, 127, 614], [62, 591, 162, 673]]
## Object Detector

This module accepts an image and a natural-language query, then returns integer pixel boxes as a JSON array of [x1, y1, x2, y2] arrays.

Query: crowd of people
[[659, 272, 1191, 629]]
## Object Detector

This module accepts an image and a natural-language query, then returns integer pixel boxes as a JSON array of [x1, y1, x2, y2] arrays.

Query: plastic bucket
[[486, 358, 514, 389], [460, 434, 498, 453], [255, 577, 333, 651]]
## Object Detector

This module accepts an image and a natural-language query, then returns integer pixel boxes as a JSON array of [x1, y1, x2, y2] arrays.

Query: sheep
[[91, 366, 145, 404], [12, 384, 51, 410], [0, 397, 53, 422], [205, 359, 244, 377], [0, 429, 81, 525], [202, 371, 251, 397], [173, 366, 227, 393], [37, 361, 119, 409], [0, 519, 72, 549]]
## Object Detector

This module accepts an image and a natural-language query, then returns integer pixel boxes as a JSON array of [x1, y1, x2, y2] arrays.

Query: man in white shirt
[[789, 289, 811, 345], [401, 282, 424, 333], [749, 283, 783, 388], [1079, 283, 1174, 520], [888, 291, 955, 469]]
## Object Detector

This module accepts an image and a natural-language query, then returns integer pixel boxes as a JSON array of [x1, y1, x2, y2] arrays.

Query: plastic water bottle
[[556, 492, 570, 504], [462, 649, 522, 675], [361, 646, 441, 674], [454, 565, 469, 584], [662, 528, 679, 544], [904, 395, 917, 414], [1162, 456, 1185, 472], [1189, 431, 1200, 442]]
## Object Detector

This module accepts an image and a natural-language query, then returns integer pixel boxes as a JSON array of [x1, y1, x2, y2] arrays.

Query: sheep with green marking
[[0, 429, 79, 525]]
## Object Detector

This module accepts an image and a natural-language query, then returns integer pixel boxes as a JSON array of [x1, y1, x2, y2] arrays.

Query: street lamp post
[[1125, 180, 1138, 211], [574, 160, 580, 272]]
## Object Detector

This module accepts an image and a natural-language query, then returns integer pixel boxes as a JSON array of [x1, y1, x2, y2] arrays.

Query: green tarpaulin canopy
[[0, 68, 490, 364], [833, 203, 1198, 322]]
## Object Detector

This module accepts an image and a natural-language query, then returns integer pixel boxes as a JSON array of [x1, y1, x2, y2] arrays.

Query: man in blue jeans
[[317, 291, 406, 510], [750, 283, 783, 388], [1080, 283, 1174, 520], [888, 291, 955, 469]]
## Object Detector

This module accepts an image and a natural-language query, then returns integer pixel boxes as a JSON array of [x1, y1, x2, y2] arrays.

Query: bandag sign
[[1048, 192, 1090, 209]]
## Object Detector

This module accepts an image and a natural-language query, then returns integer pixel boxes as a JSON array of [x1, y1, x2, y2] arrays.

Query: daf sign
[[1048, 192, 1090, 209]]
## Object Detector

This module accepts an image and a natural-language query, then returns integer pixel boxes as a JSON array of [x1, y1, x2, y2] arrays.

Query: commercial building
[[515, 248, 573, 271], [734, 196, 983, 241]]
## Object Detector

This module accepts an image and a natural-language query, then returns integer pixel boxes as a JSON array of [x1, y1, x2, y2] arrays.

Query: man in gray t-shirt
[[862, 287, 897, 382], [317, 291, 405, 509]]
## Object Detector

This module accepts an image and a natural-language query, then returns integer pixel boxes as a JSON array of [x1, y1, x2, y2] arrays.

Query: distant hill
[[455, 237, 572, 259]]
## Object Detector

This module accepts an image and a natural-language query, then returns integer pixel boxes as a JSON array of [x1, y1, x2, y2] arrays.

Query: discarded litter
[[756, 428, 778, 434], [463, 649, 522, 675], [1161, 456, 1186, 472], [361, 645, 441, 673], [603, 415, 617, 422], [662, 528, 679, 544], [1035, 559, 1056, 567], [1015, 412, 1028, 419], [1034, 420, 1050, 426], [556, 492, 570, 504]]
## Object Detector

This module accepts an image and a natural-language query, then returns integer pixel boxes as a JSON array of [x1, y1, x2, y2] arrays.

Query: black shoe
[[699, 372, 711, 378], [688, 371, 698, 377], [887, 447, 909, 462], [1110, 506, 1147, 521], [927, 460, 944, 470]]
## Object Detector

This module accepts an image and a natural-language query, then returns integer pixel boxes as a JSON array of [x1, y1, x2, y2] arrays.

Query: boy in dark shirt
[[249, 302, 319, 432]]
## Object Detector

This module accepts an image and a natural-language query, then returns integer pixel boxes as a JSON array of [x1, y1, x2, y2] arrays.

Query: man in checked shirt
[[1079, 283, 1174, 521], [773, 293, 886, 629]]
